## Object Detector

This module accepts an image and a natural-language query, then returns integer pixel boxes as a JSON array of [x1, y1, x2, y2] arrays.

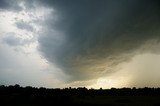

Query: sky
[[1, 0, 160, 88]]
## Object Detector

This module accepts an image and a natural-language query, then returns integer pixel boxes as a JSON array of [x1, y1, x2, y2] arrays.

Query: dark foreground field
[[1, 85, 160, 106]]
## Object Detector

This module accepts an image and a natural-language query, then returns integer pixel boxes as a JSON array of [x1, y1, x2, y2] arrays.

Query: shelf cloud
[[38, 0, 160, 81]]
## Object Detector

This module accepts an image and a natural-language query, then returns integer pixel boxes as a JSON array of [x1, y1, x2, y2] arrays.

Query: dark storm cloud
[[0, 0, 22, 12], [38, 0, 160, 81]]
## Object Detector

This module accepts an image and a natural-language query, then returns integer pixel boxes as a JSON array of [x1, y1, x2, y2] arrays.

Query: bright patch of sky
[[0, 1, 64, 88]]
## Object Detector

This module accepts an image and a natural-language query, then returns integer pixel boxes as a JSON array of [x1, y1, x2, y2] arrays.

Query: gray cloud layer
[[15, 21, 34, 32], [0, 0, 22, 12], [37, 0, 160, 82], [2, 33, 34, 47]]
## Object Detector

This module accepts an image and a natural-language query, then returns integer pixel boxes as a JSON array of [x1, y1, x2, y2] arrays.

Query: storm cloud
[[37, 0, 160, 81]]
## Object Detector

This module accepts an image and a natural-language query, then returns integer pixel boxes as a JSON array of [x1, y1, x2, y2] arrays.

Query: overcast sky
[[1, 0, 160, 88]]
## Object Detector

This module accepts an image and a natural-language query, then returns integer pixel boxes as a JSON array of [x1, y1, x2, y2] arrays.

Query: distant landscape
[[1, 84, 160, 106]]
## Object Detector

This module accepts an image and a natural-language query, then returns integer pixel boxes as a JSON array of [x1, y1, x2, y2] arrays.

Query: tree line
[[1, 84, 160, 105]]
